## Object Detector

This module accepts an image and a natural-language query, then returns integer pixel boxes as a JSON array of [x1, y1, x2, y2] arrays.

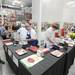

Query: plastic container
[[37, 50, 44, 57]]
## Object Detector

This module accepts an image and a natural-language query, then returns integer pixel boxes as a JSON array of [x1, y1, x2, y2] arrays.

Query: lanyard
[[27, 31, 31, 35], [27, 31, 31, 39]]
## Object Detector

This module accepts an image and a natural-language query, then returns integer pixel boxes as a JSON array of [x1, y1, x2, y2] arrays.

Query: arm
[[46, 31, 54, 44], [31, 30, 37, 40], [17, 29, 20, 34]]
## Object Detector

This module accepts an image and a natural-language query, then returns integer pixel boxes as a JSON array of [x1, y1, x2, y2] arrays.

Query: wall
[[62, 5, 75, 23], [41, 0, 65, 23], [32, 0, 41, 22], [32, 0, 65, 43], [32, 0, 75, 42]]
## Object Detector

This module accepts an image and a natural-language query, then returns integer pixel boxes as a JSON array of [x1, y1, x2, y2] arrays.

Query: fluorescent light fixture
[[12, 0, 22, 5], [43, 0, 50, 3], [72, 4, 75, 7], [21, 4, 23, 7], [12, 2, 16, 5], [66, 1, 75, 5]]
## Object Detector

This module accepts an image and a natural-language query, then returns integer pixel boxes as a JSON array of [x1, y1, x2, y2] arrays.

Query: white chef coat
[[27, 28, 37, 39], [17, 27, 27, 40], [17, 27, 37, 44]]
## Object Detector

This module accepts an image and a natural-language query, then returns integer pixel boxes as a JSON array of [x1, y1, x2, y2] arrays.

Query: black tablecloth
[[63, 46, 75, 75], [0, 64, 2, 75], [19, 52, 66, 75], [6, 44, 33, 60], [3, 44, 75, 75], [3, 44, 34, 75]]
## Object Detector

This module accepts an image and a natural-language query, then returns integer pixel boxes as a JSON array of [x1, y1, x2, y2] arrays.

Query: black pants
[[0, 58, 5, 64], [0, 58, 4, 63], [1, 35, 7, 40], [28, 39, 38, 46]]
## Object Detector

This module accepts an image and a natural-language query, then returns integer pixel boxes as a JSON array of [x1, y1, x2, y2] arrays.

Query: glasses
[[25, 26, 30, 28]]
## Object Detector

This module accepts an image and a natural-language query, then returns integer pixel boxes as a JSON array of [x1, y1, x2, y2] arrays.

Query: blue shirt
[[0, 26, 5, 36]]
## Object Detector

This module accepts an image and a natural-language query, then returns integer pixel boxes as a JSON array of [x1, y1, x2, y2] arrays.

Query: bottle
[[37, 49, 44, 57], [37, 50, 41, 57], [60, 27, 65, 37]]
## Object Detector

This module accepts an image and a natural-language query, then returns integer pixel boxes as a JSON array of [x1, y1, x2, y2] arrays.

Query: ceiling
[[2, 0, 32, 8]]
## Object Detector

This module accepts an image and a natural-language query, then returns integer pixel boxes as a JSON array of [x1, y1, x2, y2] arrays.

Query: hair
[[12, 25, 16, 31], [25, 22, 29, 26], [52, 23, 59, 29], [0, 15, 2, 17], [5, 26, 8, 30]]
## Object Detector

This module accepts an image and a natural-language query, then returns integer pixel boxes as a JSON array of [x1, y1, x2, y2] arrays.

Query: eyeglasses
[[25, 26, 30, 28]]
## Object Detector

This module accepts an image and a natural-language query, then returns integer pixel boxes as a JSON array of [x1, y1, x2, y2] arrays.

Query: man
[[45, 23, 59, 48], [0, 58, 5, 64], [0, 21, 6, 39], [0, 17, 5, 64], [25, 22, 38, 46], [17, 24, 27, 44], [71, 25, 75, 33], [16, 21, 21, 30]]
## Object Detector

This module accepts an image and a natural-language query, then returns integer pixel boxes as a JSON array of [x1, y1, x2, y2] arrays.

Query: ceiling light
[[66, 1, 75, 5], [72, 4, 75, 7], [12, 0, 22, 5], [21, 4, 23, 7], [42, 0, 50, 3]]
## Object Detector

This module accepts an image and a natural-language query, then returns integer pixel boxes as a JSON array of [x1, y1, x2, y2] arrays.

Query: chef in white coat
[[17, 24, 27, 44], [25, 22, 38, 46]]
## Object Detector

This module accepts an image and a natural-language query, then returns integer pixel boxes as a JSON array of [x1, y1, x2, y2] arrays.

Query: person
[[0, 25, 11, 40], [45, 23, 59, 48], [12, 22, 17, 31], [0, 18, 6, 39], [71, 25, 75, 33], [0, 16, 5, 64], [0, 26, 6, 39], [11, 26, 20, 42], [4, 26, 11, 39], [25, 22, 38, 46], [0, 58, 5, 64], [16, 21, 21, 30], [17, 24, 27, 44]]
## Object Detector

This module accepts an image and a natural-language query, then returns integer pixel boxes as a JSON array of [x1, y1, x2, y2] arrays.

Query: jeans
[[28, 39, 38, 46]]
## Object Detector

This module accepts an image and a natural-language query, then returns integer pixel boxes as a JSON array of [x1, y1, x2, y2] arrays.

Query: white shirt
[[17, 27, 37, 40], [17, 27, 27, 40], [45, 27, 57, 47], [28, 28, 37, 39], [11, 32, 20, 41]]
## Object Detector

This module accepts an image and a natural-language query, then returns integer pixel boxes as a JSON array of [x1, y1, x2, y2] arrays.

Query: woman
[[45, 23, 59, 48]]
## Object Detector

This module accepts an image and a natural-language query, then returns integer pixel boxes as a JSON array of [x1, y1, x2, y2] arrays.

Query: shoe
[[0, 59, 5, 64]]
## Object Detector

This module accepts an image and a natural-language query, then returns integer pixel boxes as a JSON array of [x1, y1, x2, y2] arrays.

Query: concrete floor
[[0, 39, 75, 75], [68, 60, 75, 75], [0, 39, 15, 75]]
